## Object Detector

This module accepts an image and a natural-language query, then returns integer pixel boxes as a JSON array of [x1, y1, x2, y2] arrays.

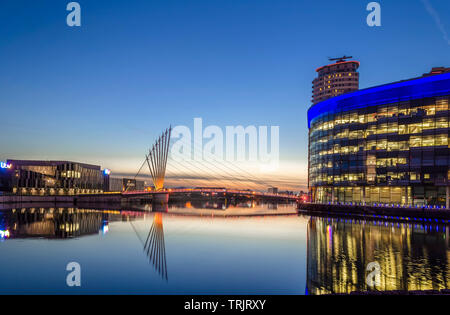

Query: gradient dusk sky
[[1, 0, 450, 190]]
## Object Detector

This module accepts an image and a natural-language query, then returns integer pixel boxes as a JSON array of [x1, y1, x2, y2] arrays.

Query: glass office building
[[308, 71, 450, 207], [6, 160, 104, 195]]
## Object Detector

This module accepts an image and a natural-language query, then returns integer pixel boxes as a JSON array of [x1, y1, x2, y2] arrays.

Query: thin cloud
[[421, 0, 450, 45]]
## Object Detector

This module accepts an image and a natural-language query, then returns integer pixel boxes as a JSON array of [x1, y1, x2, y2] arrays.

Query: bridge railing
[[122, 188, 297, 199]]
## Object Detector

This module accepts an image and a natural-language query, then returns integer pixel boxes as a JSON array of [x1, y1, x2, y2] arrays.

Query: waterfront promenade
[[298, 202, 450, 221]]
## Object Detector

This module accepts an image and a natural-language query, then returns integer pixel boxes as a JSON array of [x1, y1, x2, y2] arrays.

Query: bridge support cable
[[165, 164, 214, 188], [169, 138, 269, 191], [167, 156, 243, 189], [176, 137, 271, 190], [169, 157, 265, 191], [170, 158, 266, 189], [166, 171, 215, 189], [168, 157, 248, 190], [125, 158, 148, 192], [167, 138, 265, 190], [167, 148, 265, 191], [128, 126, 274, 192], [145, 154, 157, 189]]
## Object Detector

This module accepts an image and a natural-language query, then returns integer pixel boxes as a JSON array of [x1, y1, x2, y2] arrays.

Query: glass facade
[[6, 160, 104, 195], [308, 73, 450, 207]]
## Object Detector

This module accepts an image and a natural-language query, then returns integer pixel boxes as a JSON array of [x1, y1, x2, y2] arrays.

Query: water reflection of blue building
[[306, 216, 450, 294]]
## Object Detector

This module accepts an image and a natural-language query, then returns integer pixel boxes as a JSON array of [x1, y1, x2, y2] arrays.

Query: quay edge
[[297, 202, 450, 221]]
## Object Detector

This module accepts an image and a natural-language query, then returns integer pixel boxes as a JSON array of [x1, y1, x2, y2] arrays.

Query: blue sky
[[0, 0, 449, 190]]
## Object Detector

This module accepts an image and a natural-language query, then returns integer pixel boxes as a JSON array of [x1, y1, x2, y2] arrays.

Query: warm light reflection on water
[[0, 203, 448, 294], [0, 203, 306, 294], [307, 216, 450, 295]]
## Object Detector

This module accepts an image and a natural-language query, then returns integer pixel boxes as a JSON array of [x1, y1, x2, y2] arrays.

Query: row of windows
[[312, 118, 450, 143], [309, 171, 446, 185], [310, 150, 450, 171], [315, 84, 358, 94], [317, 64, 359, 76], [310, 98, 449, 133], [312, 157, 408, 168], [60, 171, 82, 178], [311, 134, 450, 158], [314, 78, 358, 88]]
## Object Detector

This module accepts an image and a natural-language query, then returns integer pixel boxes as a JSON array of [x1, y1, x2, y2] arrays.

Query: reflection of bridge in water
[[144, 213, 168, 281], [130, 213, 168, 281], [0, 207, 170, 281]]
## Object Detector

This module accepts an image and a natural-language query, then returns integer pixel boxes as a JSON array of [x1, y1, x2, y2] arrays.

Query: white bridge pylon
[[146, 127, 172, 191]]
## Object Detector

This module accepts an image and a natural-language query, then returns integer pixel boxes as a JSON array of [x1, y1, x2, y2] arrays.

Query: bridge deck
[[122, 188, 297, 200]]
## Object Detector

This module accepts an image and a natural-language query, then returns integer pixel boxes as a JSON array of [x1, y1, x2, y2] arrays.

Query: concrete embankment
[[298, 203, 450, 222]]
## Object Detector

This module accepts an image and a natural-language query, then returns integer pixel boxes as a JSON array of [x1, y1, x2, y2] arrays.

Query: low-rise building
[[6, 160, 104, 195], [104, 177, 123, 192], [122, 178, 145, 191], [103, 174, 146, 192]]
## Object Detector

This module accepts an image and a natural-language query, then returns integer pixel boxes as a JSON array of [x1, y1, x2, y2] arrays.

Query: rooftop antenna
[[328, 56, 353, 63]]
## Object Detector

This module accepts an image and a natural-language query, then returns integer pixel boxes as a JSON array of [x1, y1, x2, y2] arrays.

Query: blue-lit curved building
[[307, 70, 450, 207]]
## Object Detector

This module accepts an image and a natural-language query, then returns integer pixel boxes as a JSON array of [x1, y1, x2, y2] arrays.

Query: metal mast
[[147, 127, 172, 191]]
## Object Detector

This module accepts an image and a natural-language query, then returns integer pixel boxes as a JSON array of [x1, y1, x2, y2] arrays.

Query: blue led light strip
[[307, 72, 450, 128]]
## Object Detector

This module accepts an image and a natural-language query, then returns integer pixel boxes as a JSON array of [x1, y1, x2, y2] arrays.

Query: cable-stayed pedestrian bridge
[[121, 126, 298, 203], [122, 187, 298, 202]]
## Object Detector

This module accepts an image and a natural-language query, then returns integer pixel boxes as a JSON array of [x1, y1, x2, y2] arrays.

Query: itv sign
[[0, 162, 12, 169]]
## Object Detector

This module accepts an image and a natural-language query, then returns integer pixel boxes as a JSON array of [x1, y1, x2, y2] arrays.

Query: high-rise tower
[[312, 56, 360, 104]]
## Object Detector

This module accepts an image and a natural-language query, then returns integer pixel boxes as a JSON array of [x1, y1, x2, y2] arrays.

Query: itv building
[[308, 67, 450, 207]]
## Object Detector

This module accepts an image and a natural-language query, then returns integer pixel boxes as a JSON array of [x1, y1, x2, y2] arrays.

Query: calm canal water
[[0, 202, 448, 294]]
